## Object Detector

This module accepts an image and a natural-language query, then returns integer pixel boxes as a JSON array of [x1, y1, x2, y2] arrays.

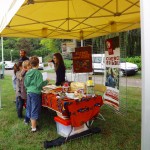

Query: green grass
[[126, 71, 141, 79], [0, 76, 141, 150]]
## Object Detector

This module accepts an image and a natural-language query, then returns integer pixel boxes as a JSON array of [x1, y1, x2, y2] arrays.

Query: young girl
[[14, 62, 24, 118], [24, 56, 49, 132], [21, 60, 31, 124]]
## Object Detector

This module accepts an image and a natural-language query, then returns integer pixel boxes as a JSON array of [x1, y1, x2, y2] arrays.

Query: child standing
[[15, 62, 24, 118], [21, 60, 31, 124], [24, 56, 49, 132]]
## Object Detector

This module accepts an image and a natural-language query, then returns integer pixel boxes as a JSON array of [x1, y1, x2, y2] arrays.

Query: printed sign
[[72, 46, 92, 73], [61, 42, 76, 53], [104, 36, 120, 110]]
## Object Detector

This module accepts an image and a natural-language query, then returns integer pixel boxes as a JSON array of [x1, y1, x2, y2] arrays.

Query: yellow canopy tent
[[0, 0, 140, 40]]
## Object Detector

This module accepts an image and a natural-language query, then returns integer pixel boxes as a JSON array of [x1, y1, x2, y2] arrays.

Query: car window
[[93, 57, 102, 63]]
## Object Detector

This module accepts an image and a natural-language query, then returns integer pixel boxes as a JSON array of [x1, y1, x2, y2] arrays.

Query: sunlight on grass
[[0, 76, 141, 150]]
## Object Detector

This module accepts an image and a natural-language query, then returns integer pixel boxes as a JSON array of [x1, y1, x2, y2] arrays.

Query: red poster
[[106, 39, 114, 55], [72, 46, 92, 73]]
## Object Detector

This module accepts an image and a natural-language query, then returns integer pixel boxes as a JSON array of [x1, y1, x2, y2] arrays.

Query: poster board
[[72, 46, 92, 73], [61, 42, 76, 53], [103, 37, 120, 110]]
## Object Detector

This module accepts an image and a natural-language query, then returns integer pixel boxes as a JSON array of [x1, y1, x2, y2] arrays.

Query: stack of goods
[[42, 85, 62, 94], [70, 82, 86, 93]]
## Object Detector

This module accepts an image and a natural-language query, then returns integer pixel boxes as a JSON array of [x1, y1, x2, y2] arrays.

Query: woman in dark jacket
[[51, 53, 66, 86]]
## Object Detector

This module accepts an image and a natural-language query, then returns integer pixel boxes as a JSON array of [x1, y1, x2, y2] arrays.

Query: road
[[2, 69, 141, 87]]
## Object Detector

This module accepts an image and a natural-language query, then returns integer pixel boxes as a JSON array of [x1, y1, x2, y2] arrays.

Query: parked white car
[[120, 61, 138, 76], [4, 61, 15, 70], [92, 54, 138, 76], [92, 54, 105, 73]]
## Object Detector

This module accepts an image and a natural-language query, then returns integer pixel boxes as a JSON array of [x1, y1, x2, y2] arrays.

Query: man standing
[[19, 49, 29, 62]]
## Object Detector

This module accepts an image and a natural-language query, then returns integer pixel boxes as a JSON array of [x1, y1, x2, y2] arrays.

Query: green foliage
[[121, 56, 141, 70], [29, 48, 50, 58], [40, 39, 62, 53], [92, 29, 141, 56], [64, 59, 72, 69], [0, 29, 141, 63], [43, 63, 48, 67], [62, 53, 72, 60]]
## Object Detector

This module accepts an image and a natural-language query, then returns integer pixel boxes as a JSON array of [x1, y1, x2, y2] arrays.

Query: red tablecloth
[[42, 93, 103, 127]]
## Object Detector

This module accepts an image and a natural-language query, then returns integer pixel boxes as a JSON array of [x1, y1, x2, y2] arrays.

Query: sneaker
[[24, 119, 30, 125], [31, 128, 37, 132]]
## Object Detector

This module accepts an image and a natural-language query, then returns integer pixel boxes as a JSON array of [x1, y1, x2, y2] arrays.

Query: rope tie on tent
[[42, 28, 48, 38]]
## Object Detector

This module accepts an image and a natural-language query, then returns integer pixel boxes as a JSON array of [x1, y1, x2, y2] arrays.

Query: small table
[[42, 90, 103, 148], [42, 91, 103, 127]]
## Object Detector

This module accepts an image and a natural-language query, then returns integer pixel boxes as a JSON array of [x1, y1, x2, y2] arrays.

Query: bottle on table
[[86, 76, 94, 96]]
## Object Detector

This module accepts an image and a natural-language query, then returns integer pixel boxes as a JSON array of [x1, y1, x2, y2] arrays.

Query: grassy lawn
[[0, 76, 141, 150], [126, 71, 141, 79]]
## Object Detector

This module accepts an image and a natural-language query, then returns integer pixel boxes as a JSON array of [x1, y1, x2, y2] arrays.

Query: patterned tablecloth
[[42, 92, 103, 127]]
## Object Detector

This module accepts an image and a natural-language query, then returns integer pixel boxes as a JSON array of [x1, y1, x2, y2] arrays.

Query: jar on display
[[86, 76, 94, 96]]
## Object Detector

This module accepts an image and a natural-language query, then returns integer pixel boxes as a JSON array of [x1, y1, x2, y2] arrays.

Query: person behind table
[[21, 60, 31, 124], [49, 53, 66, 86], [15, 61, 24, 118], [24, 56, 49, 132]]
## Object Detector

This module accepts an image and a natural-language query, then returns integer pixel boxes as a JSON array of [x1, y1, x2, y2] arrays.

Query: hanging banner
[[104, 36, 120, 110], [72, 46, 92, 73]]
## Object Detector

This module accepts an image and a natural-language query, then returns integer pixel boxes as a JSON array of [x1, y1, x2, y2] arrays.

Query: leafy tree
[[40, 39, 62, 54], [16, 38, 32, 54], [3, 37, 17, 49]]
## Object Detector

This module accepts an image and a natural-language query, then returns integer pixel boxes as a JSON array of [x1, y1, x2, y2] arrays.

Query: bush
[[62, 53, 72, 60], [64, 59, 72, 69], [121, 56, 141, 70], [44, 63, 48, 67]]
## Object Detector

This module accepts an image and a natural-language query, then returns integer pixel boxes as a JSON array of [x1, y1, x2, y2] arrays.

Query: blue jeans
[[16, 96, 24, 118], [24, 99, 30, 123], [26, 93, 41, 120]]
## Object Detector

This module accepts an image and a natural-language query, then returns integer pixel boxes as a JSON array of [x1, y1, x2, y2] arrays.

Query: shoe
[[18, 116, 23, 119], [24, 119, 30, 125], [24, 121, 29, 125], [31, 125, 39, 129], [31, 128, 37, 132]]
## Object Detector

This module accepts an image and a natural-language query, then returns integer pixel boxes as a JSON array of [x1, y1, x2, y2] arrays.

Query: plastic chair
[[94, 84, 107, 95], [93, 84, 107, 122]]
